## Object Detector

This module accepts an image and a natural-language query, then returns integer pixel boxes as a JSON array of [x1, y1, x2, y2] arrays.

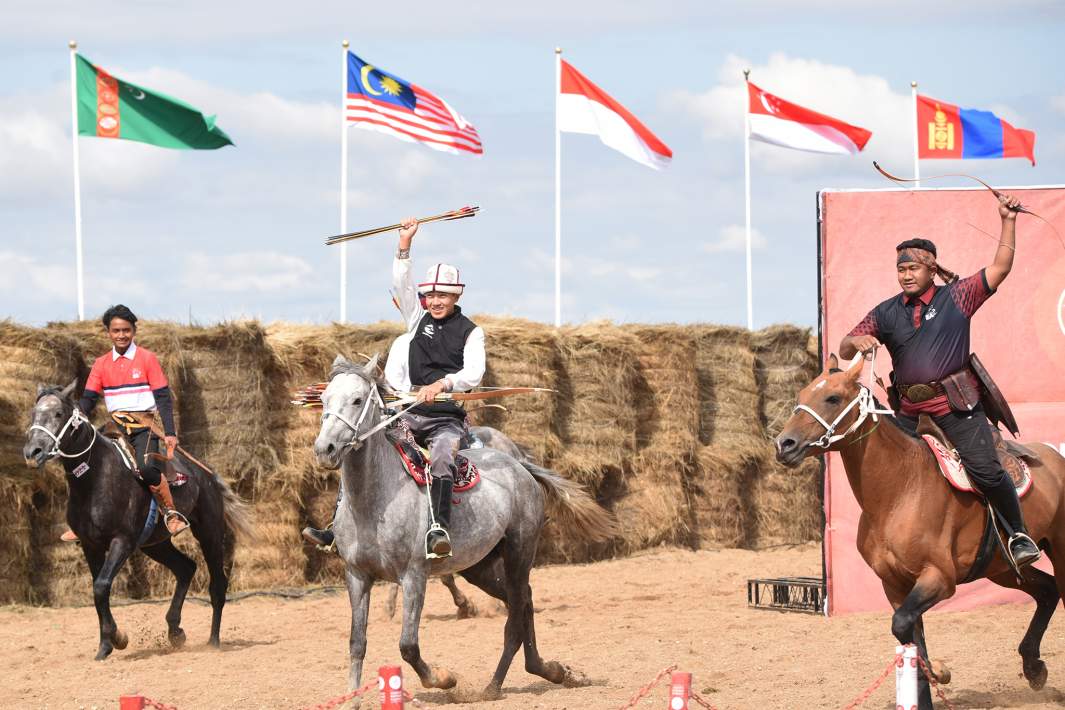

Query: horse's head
[[774, 352, 866, 468], [23, 379, 79, 468], [313, 354, 382, 469]]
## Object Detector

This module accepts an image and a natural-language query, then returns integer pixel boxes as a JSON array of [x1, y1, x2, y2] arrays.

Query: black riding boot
[[987, 476, 1040, 568], [301, 490, 340, 549], [426, 477, 454, 559]]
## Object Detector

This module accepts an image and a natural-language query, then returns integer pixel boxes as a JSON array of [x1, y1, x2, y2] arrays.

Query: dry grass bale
[[690, 447, 759, 548], [473, 316, 562, 465], [0, 480, 35, 604], [751, 324, 819, 438], [749, 325, 823, 546], [552, 323, 640, 489]]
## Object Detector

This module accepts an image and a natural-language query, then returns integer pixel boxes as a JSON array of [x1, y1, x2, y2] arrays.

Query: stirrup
[[1007, 532, 1040, 568], [303, 523, 336, 553], [164, 509, 190, 537], [425, 524, 452, 560]]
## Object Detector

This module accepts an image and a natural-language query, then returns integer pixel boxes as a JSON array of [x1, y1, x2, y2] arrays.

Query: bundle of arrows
[[290, 383, 554, 409], [325, 206, 480, 246]]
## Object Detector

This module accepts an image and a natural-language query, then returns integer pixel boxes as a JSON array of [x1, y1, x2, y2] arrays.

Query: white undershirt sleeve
[[444, 326, 485, 392]]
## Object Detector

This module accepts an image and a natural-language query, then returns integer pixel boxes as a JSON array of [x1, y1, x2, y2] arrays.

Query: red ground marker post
[[379, 665, 404, 709], [896, 644, 918, 710], [119, 695, 145, 710], [668, 671, 691, 710]]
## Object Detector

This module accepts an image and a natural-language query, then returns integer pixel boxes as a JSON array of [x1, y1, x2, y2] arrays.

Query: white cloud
[[0, 251, 150, 307], [182, 251, 314, 292], [1051, 95, 1065, 116], [703, 224, 767, 253]]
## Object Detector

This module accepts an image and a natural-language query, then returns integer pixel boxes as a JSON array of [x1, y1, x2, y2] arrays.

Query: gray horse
[[314, 355, 615, 698]]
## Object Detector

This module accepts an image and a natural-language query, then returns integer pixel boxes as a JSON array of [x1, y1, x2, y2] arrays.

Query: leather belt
[[899, 381, 946, 403]]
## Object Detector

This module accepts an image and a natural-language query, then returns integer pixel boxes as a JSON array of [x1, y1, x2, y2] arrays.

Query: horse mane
[[328, 359, 387, 394]]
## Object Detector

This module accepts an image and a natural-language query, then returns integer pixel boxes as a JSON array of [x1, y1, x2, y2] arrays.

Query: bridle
[[792, 351, 894, 450], [28, 400, 97, 460]]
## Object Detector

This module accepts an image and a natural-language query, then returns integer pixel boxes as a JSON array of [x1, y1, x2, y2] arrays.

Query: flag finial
[[68, 40, 77, 49], [911, 80, 917, 88], [342, 39, 349, 48], [555, 47, 562, 54], [743, 68, 751, 81]]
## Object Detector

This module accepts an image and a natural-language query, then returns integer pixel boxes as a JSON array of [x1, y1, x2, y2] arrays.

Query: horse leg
[[90, 536, 135, 660], [398, 569, 456, 690], [458, 547, 508, 606], [890, 574, 952, 710], [344, 568, 373, 690], [441, 574, 478, 619], [988, 567, 1058, 689], [140, 539, 196, 648], [192, 524, 229, 648], [385, 583, 399, 620], [483, 537, 539, 700]]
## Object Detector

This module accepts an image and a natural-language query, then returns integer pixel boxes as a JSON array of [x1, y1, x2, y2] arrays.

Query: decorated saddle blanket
[[922, 431, 1034, 498], [387, 420, 480, 492]]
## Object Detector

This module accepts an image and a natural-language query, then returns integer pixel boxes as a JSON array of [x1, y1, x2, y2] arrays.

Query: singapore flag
[[747, 82, 872, 155]]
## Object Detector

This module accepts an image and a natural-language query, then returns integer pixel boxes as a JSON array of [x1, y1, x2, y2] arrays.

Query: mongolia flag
[[917, 94, 1035, 165], [557, 60, 672, 170], [345, 51, 482, 156], [747, 82, 871, 155], [75, 54, 232, 150]]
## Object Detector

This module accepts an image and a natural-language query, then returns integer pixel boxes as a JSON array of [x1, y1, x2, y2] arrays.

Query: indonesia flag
[[747, 82, 871, 155], [557, 60, 672, 170]]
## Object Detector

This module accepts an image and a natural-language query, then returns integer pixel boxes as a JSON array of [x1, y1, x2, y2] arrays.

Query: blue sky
[[2, 1, 1063, 327]]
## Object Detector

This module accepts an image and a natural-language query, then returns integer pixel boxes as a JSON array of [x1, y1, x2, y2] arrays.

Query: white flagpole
[[339, 39, 350, 323], [911, 80, 920, 188], [743, 68, 753, 331], [554, 47, 562, 328], [69, 40, 85, 321]]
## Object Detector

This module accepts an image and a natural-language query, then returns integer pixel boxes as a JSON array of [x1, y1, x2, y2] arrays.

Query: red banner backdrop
[[818, 186, 1065, 615]]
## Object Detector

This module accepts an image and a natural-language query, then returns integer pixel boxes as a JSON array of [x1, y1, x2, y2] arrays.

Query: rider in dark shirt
[[839, 193, 1039, 569]]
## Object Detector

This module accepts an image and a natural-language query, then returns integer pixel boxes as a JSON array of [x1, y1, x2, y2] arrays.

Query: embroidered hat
[[417, 263, 465, 295]]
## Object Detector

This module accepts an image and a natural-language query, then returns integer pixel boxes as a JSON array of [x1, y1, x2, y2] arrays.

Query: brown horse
[[775, 353, 1065, 710]]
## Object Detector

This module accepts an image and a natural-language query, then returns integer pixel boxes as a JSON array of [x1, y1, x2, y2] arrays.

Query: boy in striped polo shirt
[[62, 304, 188, 540]]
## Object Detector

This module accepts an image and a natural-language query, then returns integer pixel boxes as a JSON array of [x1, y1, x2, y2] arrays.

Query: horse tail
[[520, 461, 617, 544], [214, 472, 254, 543]]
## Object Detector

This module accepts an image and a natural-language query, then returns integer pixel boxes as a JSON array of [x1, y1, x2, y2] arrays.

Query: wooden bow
[[872, 161, 1063, 250], [290, 384, 554, 408], [325, 206, 480, 246]]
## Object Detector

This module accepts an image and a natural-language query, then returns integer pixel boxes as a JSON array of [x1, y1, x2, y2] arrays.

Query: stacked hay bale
[[473, 316, 562, 465], [750, 325, 823, 546], [266, 322, 403, 584], [617, 326, 699, 553], [689, 326, 765, 548]]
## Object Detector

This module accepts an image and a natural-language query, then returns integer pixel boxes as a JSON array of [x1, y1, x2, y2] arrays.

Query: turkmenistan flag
[[75, 54, 233, 150]]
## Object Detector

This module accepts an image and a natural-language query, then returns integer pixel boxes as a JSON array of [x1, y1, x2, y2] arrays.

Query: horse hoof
[[930, 660, 951, 685], [208, 636, 221, 649], [430, 668, 457, 690], [168, 629, 186, 648], [456, 602, 478, 620], [94, 644, 113, 661], [480, 683, 503, 701], [112, 630, 128, 650], [1025, 660, 1047, 690]]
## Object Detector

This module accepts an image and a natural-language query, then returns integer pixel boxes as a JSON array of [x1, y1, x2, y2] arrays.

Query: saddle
[[102, 415, 190, 487], [917, 415, 1039, 498], [386, 420, 480, 492]]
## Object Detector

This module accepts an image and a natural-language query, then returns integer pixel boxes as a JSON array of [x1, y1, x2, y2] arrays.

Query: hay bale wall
[[0, 318, 820, 605]]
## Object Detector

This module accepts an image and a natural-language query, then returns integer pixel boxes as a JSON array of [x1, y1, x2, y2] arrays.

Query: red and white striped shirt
[[84, 342, 168, 413]]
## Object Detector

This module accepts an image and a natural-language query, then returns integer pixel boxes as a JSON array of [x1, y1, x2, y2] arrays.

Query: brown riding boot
[[60, 529, 79, 542], [148, 477, 189, 537]]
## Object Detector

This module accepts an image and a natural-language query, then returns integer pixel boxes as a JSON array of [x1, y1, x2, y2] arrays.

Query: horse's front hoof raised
[[111, 630, 128, 650], [168, 628, 186, 648], [1024, 659, 1047, 690]]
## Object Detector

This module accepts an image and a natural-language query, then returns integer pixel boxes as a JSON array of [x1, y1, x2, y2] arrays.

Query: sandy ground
[[3, 543, 1065, 709]]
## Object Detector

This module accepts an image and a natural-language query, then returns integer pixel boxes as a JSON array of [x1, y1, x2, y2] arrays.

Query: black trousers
[[896, 405, 1004, 491], [129, 428, 163, 487]]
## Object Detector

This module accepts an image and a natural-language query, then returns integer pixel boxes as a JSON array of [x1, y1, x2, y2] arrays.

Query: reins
[[793, 351, 894, 451], [321, 375, 419, 451]]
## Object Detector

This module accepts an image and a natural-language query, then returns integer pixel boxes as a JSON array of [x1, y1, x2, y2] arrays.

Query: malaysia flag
[[747, 82, 871, 155], [345, 51, 482, 156], [557, 59, 672, 170]]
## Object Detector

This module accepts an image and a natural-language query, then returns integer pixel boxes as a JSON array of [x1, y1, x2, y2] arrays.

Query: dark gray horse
[[383, 426, 532, 620], [315, 355, 615, 699], [22, 381, 252, 660]]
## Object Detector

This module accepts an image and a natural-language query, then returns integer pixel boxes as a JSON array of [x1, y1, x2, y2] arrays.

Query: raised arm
[[984, 193, 1020, 291], [392, 217, 424, 332], [839, 309, 881, 361]]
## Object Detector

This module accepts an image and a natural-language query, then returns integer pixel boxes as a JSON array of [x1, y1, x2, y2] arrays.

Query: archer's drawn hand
[[399, 217, 419, 247], [415, 380, 448, 404], [850, 336, 880, 357], [998, 193, 1021, 220]]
